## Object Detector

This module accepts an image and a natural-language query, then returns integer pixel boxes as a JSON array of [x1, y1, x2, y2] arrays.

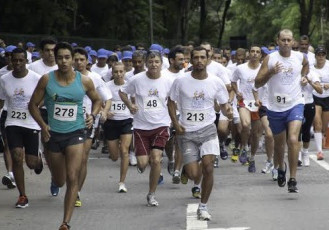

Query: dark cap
[[315, 46, 327, 55]]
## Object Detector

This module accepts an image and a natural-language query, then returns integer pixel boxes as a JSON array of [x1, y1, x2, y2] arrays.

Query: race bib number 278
[[53, 104, 77, 121]]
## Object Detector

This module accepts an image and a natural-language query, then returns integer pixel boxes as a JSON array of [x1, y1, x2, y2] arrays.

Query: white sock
[[9, 171, 14, 179], [199, 203, 207, 209], [302, 148, 309, 154], [194, 183, 200, 189], [314, 132, 322, 153]]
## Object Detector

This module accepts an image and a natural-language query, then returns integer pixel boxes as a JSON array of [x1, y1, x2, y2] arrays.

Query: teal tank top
[[45, 71, 86, 133]]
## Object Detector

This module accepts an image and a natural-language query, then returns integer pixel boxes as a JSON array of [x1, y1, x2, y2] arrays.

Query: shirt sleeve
[[215, 78, 229, 104]]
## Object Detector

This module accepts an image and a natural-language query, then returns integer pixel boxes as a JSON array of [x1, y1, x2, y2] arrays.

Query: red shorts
[[238, 100, 260, 121], [134, 126, 169, 156]]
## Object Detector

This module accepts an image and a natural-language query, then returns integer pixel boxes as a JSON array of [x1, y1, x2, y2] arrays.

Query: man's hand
[[128, 104, 138, 114], [41, 125, 51, 143], [85, 114, 94, 129]]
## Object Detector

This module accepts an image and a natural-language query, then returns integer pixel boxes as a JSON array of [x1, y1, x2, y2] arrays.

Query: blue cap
[[71, 42, 78, 47], [5, 45, 17, 53], [97, 49, 108, 58], [131, 46, 136, 52], [0, 48, 4, 53], [261, 46, 270, 54], [116, 51, 122, 60], [32, 52, 40, 58], [149, 44, 163, 53], [163, 48, 169, 54], [231, 50, 236, 55], [85, 46, 92, 52], [89, 50, 97, 57], [26, 42, 35, 47], [107, 50, 113, 57], [88, 55, 92, 64], [122, 51, 133, 60]]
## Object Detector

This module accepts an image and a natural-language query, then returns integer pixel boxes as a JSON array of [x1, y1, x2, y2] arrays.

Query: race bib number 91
[[274, 93, 292, 107], [53, 104, 77, 121]]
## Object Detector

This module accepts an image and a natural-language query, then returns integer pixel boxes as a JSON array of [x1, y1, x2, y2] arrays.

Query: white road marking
[[186, 203, 250, 230], [309, 154, 329, 170]]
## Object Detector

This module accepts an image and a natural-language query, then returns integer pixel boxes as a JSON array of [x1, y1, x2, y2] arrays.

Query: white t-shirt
[[83, 71, 112, 116], [306, 52, 316, 67], [27, 51, 32, 64], [0, 66, 11, 77], [207, 60, 231, 85], [232, 62, 261, 101], [0, 70, 41, 129], [161, 68, 184, 82], [28, 59, 58, 76], [302, 70, 320, 104], [254, 84, 269, 107], [106, 80, 133, 120], [125, 68, 135, 80], [91, 64, 109, 79], [169, 72, 229, 132], [311, 62, 329, 98], [267, 51, 305, 112], [162, 57, 170, 70], [121, 72, 173, 130]]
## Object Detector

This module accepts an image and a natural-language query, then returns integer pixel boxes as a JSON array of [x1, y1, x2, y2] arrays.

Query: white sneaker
[[272, 168, 278, 181], [129, 152, 137, 166], [118, 182, 127, 193], [302, 152, 310, 167], [261, 161, 273, 174], [197, 207, 211, 221], [147, 193, 159, 207]]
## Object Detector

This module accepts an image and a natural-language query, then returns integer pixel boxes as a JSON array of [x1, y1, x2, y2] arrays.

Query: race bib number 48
[[53, 104, 77, 121], [143, 97, 163, 111]]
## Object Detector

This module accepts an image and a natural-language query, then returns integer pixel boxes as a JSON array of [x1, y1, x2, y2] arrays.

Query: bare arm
[[167, 97, 185, 134], [119, 90, 138, 114], [255, 56, 279, 88]]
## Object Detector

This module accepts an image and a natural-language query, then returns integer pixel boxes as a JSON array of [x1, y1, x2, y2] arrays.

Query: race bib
[[143, 97, 163, 111], [244, 100, 258, 112], [183, 110, 206, 124], [53, 104, 77, 121], [273, 93, 292, 107], [10, 109, 28, 120], [112, 101, 127, 114]]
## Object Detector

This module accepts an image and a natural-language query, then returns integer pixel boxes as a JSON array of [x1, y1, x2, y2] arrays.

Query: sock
[[9, 171, 14, 179], [78, 191, 81, 197], [314, 132, 322, 153], [302, 148, 308, 154], [174, 170, 180, 174], [194, 183, 200, 188], [199, 203, 207, 209]]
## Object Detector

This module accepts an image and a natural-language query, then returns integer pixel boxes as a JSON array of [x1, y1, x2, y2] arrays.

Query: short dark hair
[[191, 46, 208, 60], [12, 48, 27, 59], [146, 50, 162, 63], [73, 47, 88, 59], [54, 42, 73, 59], [39, 37, 57, 50], [132, 50, 146, 60], [213, 48, 221, 54], [168, 46, 184, 63]]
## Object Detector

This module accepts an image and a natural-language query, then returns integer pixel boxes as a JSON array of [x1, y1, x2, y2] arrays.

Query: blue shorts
[[267, 104, 304, 135]]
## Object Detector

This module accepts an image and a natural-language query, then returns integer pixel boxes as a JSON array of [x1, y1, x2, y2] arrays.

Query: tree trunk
[[199, 0, 206, 43], [179, 0, 191, 45], [218, 0, 231, 48], [298, 0, 314, 36]]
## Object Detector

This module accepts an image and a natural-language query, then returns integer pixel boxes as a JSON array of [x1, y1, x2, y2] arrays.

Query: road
[[0, 141, 329, 230]]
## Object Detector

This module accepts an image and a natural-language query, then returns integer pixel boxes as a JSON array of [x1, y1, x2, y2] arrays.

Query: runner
[[0, 48, 43, 208], [119, 50, 172, 207], [29, 42, 102, 230], [105, 62, 133, 193], [73, 47, 112, 207], [255, 29, 309, 193], [168, 46, 232, 220]]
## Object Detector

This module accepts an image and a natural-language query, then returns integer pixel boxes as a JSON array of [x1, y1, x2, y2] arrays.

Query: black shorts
[[6, 126, 39, 156], [40, 108, 48, 124], [46, 129, 85, 153], [103, 118, 133, 141], [258, 106, 268, 118], [0, 110, 7, 138], [313, 95, 329, 112]]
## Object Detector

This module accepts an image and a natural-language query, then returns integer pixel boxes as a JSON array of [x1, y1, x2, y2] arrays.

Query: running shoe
[[197, 207, 211, 221], [91, 139, 99, 150], [147, 193, 159, 207], [167, 161, 175, 175], [118, 182, 127, 193], [15, 195, 29, 208], [137, 166, 145, 174], [277, 163, 287, 187], [75, 196, 82, 207], [180, 167, 188, 184], [231, 148, 239, 163], [50, 181, 60, 196], [272, 168, 278, 181], [248, 160, 256, 173], [129, 152, 137, 166], [213, 156, 219, 168], [192, 187, 201, 199], [261, 161, 274, 174], [101, 146, 108, 154], [172, 171, 181, 184], [158, 173, 164, 185], [2, 174, 16, 189], [239, 149, 248, 164], [59, 223, 71, 230], [302, 152, 310, 167], [317, 152, 324, 160], [287, 178, 299, 193], [298, 152, 303, 167], [220, 145, 228, 160]]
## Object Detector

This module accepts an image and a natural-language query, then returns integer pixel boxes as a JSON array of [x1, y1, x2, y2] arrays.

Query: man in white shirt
[[255, 29, 309, 193], [91, 49, 109, 79]]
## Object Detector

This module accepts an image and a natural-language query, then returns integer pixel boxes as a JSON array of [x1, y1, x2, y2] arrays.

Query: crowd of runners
[[0, 28, 328, 229]]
